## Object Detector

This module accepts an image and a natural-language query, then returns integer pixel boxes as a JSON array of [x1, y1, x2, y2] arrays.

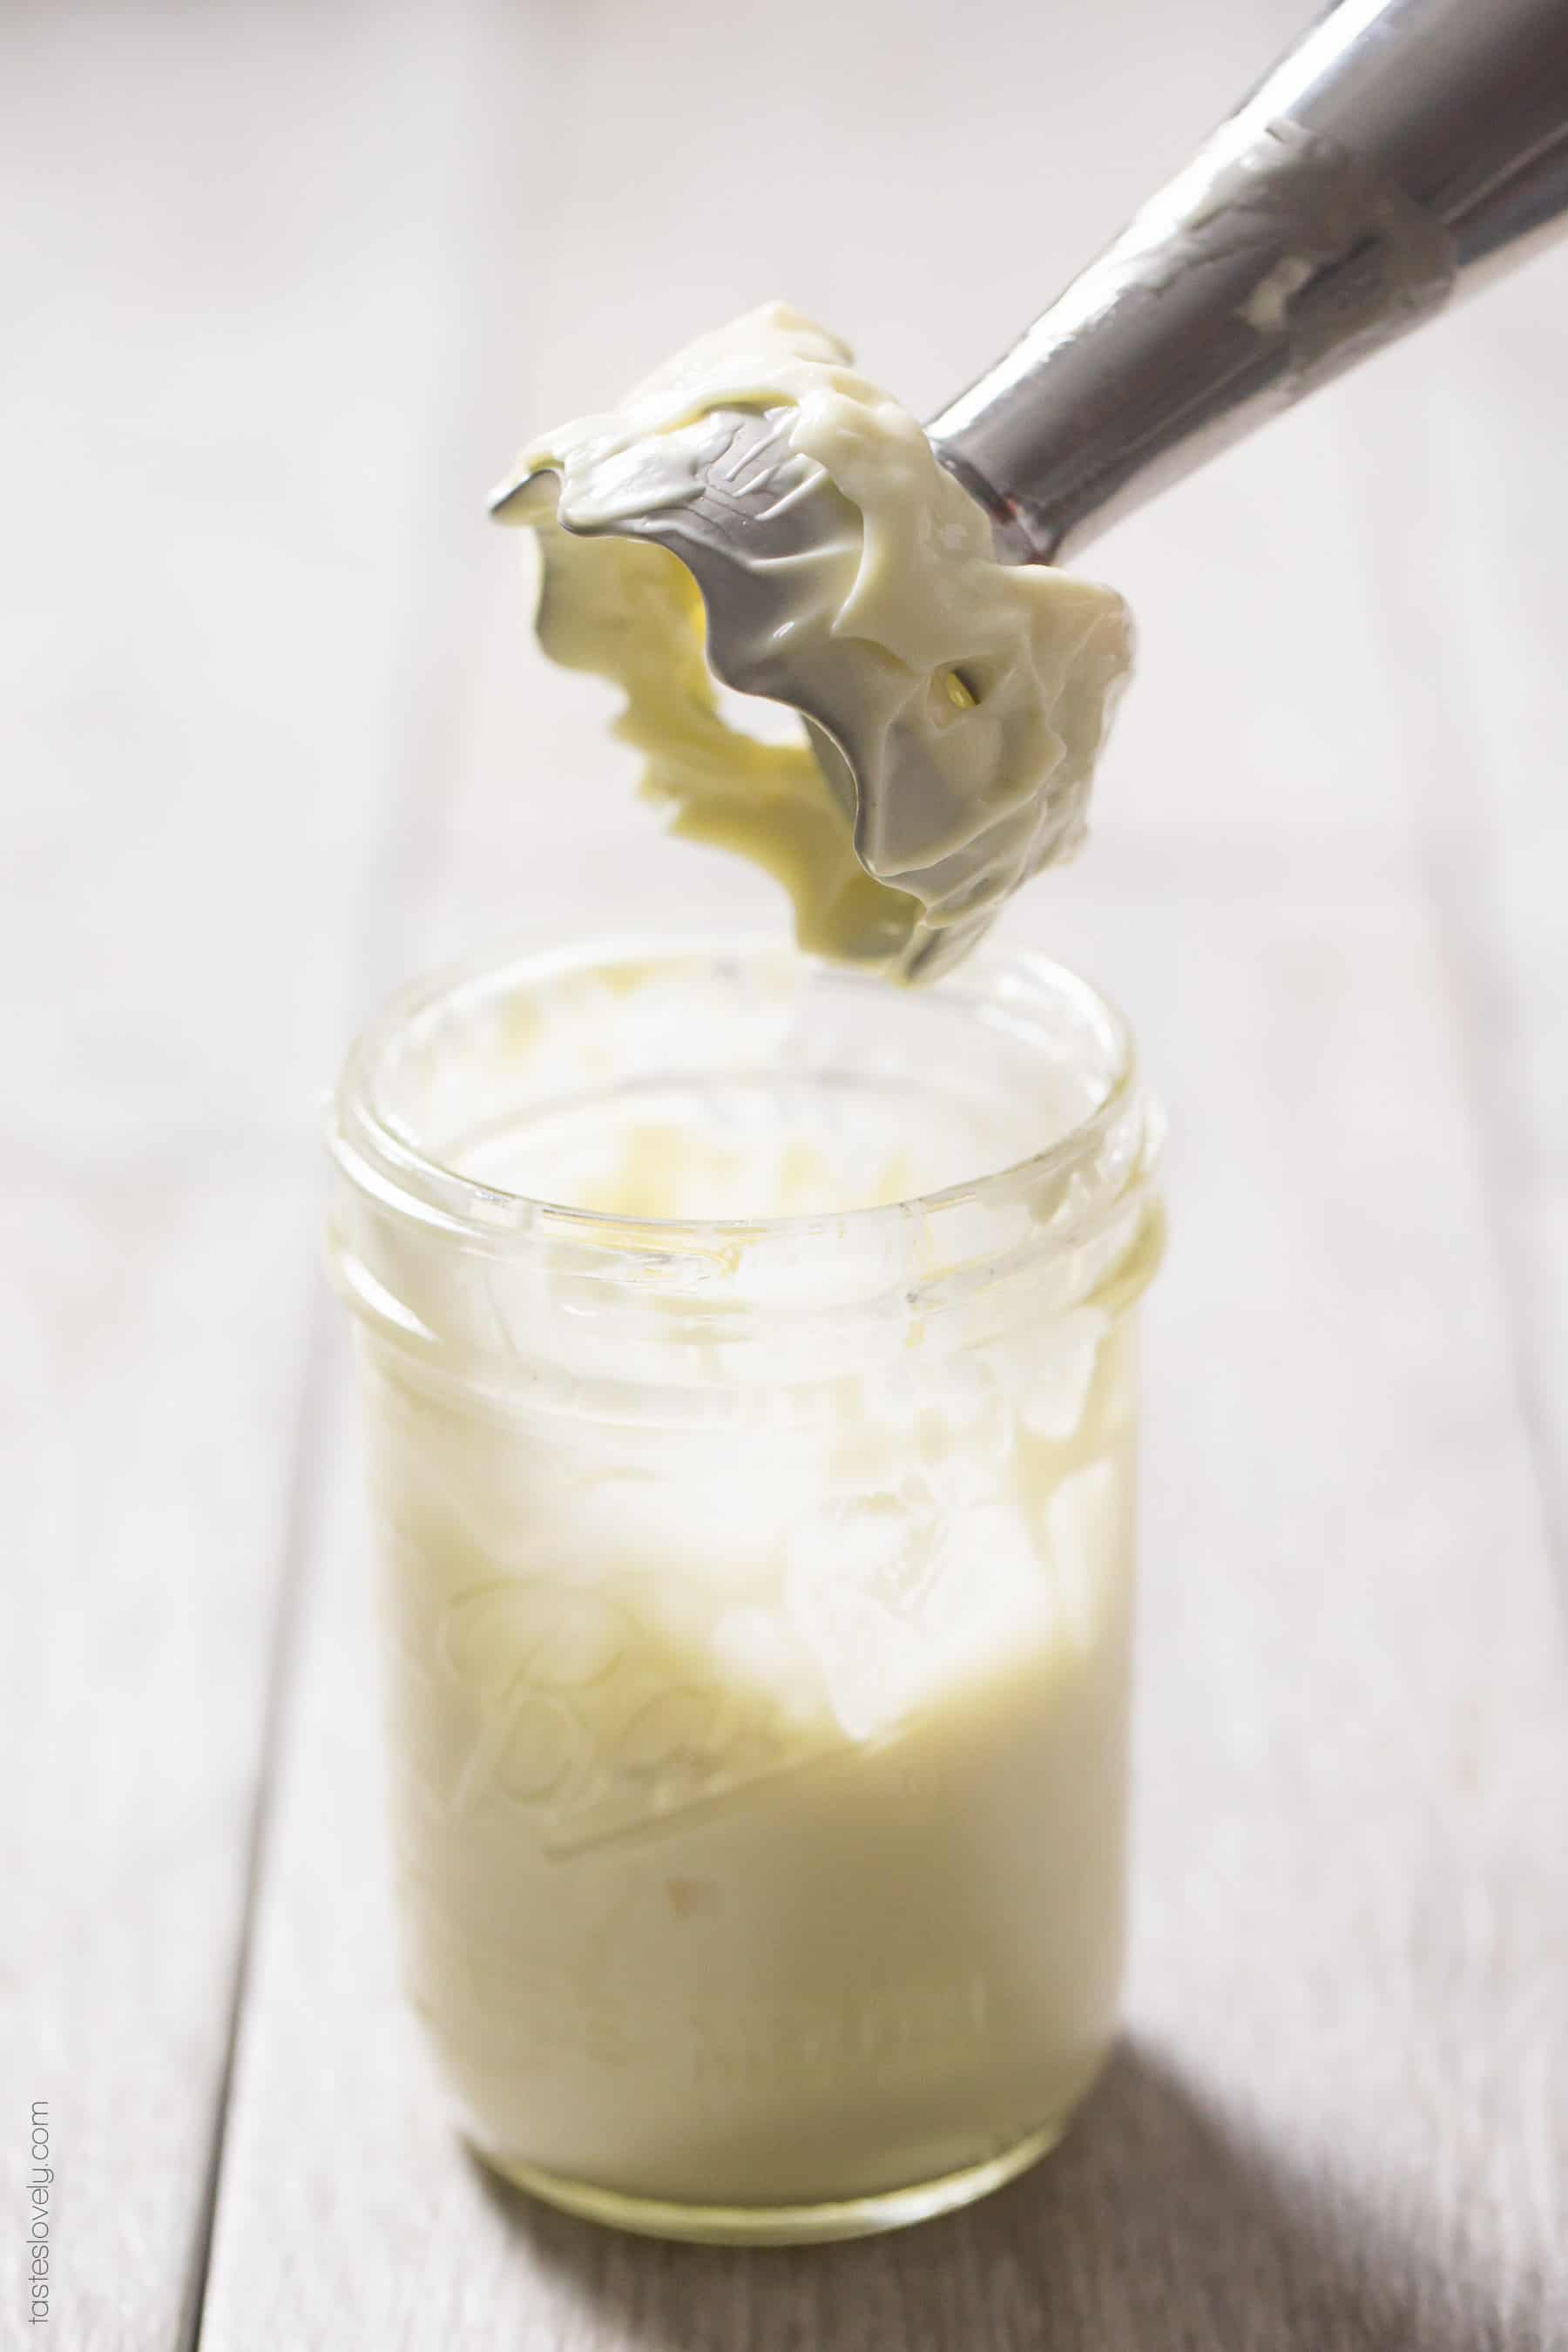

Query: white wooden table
[[8, 3, 1566, 2344]]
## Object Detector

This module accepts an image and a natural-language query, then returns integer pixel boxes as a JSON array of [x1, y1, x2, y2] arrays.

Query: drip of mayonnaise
[[498, 304, 1133, 978]]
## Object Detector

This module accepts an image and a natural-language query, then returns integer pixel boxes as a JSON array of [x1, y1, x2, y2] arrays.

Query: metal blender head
[[488, 404, 1008, 981], [492, 0, 1568, 972]]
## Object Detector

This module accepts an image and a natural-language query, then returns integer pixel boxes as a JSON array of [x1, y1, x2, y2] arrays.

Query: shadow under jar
[[327, 932, 1163, 2245]]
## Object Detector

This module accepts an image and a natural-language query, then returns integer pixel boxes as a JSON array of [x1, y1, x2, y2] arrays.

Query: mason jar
[[327, 931, 1162, 2245]]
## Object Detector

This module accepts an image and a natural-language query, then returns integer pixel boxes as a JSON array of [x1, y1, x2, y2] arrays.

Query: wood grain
[[10, 0, 1567, 2345], [1, 5, 548, 2344]]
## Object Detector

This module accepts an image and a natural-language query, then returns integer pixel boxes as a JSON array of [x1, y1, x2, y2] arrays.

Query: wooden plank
[[1335, 279, 1568, 1566], [0, 6, 531, 2345], [196, 0, 1568, 2342]]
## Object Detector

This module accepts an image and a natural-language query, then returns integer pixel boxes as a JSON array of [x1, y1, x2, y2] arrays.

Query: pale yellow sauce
[[498, 304, 1133, 977], [374, 1252, 1135, 2209]]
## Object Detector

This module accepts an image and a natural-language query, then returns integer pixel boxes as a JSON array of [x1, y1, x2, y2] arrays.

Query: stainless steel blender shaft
[[930, 0, 1568, 561]]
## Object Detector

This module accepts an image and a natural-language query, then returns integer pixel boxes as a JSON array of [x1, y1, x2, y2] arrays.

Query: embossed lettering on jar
[[328, 935, 1162, 2245]]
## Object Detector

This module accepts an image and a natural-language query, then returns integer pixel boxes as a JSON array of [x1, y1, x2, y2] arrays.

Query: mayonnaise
[[370, 1159, 1137, 2214], [499, 305, 1133, 977]]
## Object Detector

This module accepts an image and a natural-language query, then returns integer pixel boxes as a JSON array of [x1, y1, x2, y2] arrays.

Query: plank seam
[[179, 1299, 336, 2352]]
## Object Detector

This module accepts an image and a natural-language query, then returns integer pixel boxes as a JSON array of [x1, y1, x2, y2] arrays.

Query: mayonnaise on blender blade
[[498, 303, 1133, 978]]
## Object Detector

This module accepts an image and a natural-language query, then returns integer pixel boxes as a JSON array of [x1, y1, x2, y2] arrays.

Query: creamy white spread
[[373, 1129, 1135, 2210], [498, 304, 1133, 977]]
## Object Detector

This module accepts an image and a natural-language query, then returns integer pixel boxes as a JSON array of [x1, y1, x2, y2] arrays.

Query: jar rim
[[330, 928, 1150, 1254]]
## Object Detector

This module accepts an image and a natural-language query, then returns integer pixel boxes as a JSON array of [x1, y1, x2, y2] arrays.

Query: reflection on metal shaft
[[931, 0, 1568, 558]]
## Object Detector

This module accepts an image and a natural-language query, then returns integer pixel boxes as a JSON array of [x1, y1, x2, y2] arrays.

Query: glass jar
[[328, 932, 1162, 2245]]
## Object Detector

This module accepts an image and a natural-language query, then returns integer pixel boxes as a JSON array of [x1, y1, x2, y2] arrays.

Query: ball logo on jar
[[436, 1568, 841, 1855]]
